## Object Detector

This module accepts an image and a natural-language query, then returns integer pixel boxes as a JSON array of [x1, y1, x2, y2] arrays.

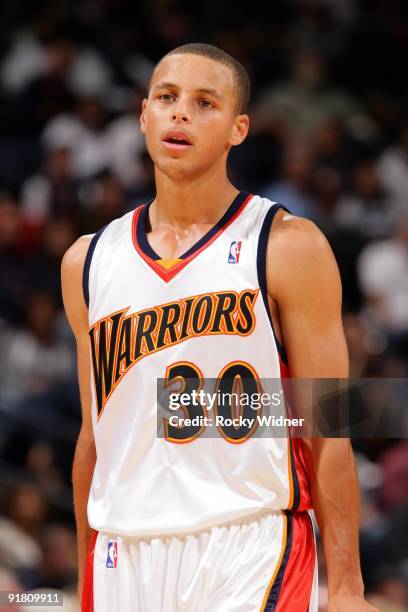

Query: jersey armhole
[[256, 202, 290, 366], [82, 225, 108, 309]]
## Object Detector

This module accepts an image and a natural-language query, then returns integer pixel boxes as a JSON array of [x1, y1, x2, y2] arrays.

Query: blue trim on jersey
[[289, 440, 301, 511], [136, 191, 250, 261], [82, 225, 108, 308], [264, 511, 293, 611], [182, 191, 249, 259], [137, 200, 159, 260], [257, 203, 302, 511], [256, 203, 290, 365]]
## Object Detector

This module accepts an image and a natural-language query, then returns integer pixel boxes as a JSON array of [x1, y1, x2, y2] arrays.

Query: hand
[[328, 594, 380, 612]]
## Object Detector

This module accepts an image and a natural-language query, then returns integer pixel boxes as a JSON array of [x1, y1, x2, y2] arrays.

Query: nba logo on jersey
[[106, 540, 118, 568], [228, 241, 242, 263]]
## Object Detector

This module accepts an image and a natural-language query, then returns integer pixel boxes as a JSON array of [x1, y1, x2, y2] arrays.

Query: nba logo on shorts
[[228, 241, 242, 264], [106, 539, 118, 568]]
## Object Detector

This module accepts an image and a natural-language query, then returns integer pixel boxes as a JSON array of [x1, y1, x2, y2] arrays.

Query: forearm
[[73, 429, 97, 588], [305, 438, 364, 598]]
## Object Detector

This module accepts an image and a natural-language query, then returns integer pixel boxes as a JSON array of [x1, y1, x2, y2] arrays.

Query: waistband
[[97, 508, 311, 543]]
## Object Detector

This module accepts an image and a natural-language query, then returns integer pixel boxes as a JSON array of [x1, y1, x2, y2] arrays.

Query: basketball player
[[61, 44, 378, 611]]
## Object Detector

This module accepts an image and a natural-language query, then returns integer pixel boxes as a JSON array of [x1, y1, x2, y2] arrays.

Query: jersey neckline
[[131, 191, 253, 282]]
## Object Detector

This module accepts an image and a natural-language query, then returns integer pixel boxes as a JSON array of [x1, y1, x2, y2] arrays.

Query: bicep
[[267, 218, 351, 468], [268, 218, 349, 378], [61, 236, 94, 434]]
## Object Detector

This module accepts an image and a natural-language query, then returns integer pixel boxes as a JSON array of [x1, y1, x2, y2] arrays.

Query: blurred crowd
[[0, 0, 407, 610]]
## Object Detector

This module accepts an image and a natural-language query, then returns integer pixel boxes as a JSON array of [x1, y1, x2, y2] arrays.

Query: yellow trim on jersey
[[156, 258, 183, 270]]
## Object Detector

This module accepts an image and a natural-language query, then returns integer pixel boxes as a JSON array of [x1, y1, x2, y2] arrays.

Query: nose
[[172, 109, 189, 123], [171, 100, 190, 123]]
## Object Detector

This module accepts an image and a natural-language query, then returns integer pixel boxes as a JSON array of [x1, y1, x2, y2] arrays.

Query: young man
[[62, 43, 378, 612]]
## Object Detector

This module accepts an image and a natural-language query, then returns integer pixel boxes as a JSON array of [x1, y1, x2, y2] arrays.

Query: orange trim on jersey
[[131, 193, 253, 282], [81, 531, 98, 612]]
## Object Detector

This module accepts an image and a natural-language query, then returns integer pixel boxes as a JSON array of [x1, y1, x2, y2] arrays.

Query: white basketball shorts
[[81, 510, 318, 612]]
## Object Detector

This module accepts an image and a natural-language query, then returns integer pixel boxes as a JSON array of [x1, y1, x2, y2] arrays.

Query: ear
[[229, 114, 249, 147], [140, 98, 148, 135]]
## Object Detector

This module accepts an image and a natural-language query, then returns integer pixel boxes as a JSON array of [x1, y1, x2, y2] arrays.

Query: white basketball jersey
[[84, 192, 311, 537]]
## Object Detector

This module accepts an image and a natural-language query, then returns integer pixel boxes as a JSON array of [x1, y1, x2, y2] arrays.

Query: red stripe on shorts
[[275, 513, 315, 612], [81, 531, 98, 612]]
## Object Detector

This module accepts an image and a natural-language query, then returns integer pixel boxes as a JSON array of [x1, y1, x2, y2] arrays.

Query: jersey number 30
[[162, 361, 261, 444]]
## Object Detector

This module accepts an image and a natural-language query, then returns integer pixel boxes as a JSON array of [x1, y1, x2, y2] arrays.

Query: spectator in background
[[27, 218, 77, 301], [68, 46, 112, 100], [357, 215, 408, 334], [377, 123, 408, 214], [21, 147, 79, 225], [0, 193, 30, 326], [42, 95, 110, 180], [104, 88, 147, 189], [2, 292, 74, 402], [379, 442, 408, 513], [254, 47, 373, 143], [28, 525, 77, 591], [1, 19, 111, 103], [313, 116, 353, 191], [263, 140, 319, 220], [79, 169, 126, 234], [16, 38, 75, 132], [24, 442, 65, 501], [306, 116, 354, 231], [334, 158, 398, 239], [0, 23, 48, 96], [0, 483, 46, 575]]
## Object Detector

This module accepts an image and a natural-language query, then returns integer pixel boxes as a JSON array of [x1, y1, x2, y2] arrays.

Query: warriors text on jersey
[[84, 191, 312, 537]]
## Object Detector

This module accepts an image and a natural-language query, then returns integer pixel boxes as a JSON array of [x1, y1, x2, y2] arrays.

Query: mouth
[[161, 131, 193, 152]]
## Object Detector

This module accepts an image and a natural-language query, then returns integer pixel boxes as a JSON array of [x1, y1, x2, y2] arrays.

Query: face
[[140, 54, 249, 181]]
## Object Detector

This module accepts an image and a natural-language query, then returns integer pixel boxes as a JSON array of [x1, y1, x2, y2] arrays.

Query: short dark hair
[[150, 43, 250, 115]]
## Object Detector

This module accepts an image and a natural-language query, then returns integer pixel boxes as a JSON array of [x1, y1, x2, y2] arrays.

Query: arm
[[61, 235, 96, 600], [267, 213, 378, 612]]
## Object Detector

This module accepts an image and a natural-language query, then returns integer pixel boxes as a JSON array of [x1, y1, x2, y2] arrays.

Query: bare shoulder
[[61, 234, 94, 275], [266, 209, 341, 301], [61, 234, 94, 334], [268, 209, 330, 258]]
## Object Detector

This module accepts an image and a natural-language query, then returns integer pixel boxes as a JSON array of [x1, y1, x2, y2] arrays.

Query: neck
[[150, 163, 239, 230]]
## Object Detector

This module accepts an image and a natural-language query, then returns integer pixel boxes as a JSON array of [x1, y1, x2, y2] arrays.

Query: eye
[[158, 93, 175, 103], [198, 99, 214, 109]]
